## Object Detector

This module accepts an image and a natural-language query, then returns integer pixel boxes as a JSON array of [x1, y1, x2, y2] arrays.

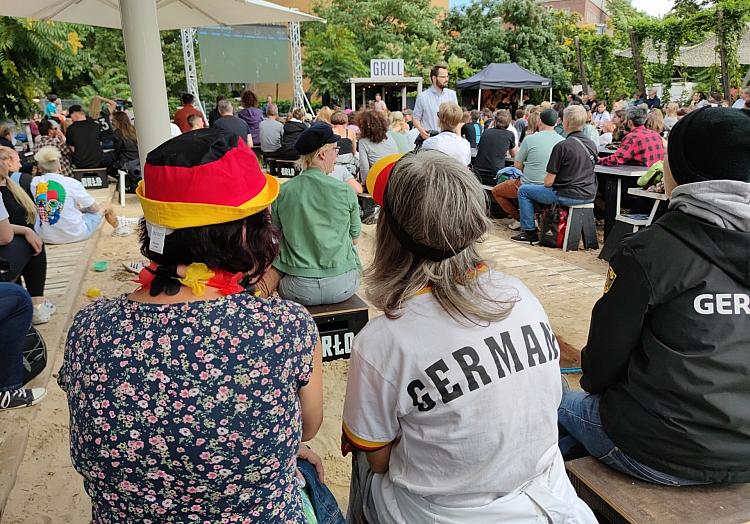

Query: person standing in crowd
[[262, 94, 274, 116], [33, 120, 74, 177], [472, 109, 517, 185], [461, 109, 483, 159], [237, 89, 263, 147], [599, 106, 665, 167], [66, 105, 108, 169], [88, 95, 117, 150], [60, 129, 336, 522], [187, 114, 205, 131], [559, 107, 750, 486], [512, 105, 597, 245], [387, 111, 411, 153], [646, 88, 661, 110], [0, 147, 53, 325], [513, 108, 528, 143], [277, 108, 308, 161], [259, 103, 284, 158], [259, 123, 362, 306], [492, 108, 563, 231], [344, 151, 596, 524], [110, 111, 140, 191], [732, 86, 750, 109], [373, 93, 387, 112], [207, 95, 226, 128], [422, 102, 471, 165], [357, 110, 399, 183], [173, 93, 206, 133], [412, 64, 457, 139], [44, 94, 62, 123], [592, 101, 611, 126], [212, 99, 250, 144]]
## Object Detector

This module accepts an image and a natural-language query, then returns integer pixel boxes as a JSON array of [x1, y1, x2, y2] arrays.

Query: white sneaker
[[508, 220, 521, 231], [122, 261, 146, 274], [117, 216, 141, 228], [112, 225, 133, 237], [0, 387, 46, 411], [32, 299, 56, 325]]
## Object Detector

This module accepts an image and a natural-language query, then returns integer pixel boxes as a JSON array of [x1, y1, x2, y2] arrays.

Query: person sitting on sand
[[260, 123, 362, 306], [31, 147, 137, 243], [559, 107, 750, 486], [343, 150, 596, 524], [59, 129, 343, 523]]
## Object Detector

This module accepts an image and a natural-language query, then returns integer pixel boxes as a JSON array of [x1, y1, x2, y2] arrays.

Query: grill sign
[[371, 59, 404, 78]]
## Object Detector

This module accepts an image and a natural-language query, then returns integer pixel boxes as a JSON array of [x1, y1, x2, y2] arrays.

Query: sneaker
[[0, 387, 46, 411], [117, 216, 141, 228], [123, 261, 146, 274], [112, 225, 133, 237], [511, 231, 540, 245], [508, 219, 521, 231], [32, 299, 56, 325]]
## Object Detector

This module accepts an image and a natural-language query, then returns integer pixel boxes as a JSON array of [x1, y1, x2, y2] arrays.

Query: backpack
[[22, 326, 47, 384], [539, 204, 569, 249]]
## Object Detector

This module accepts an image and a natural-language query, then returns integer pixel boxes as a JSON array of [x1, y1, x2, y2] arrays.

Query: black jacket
[[582, 211, 750, 483]]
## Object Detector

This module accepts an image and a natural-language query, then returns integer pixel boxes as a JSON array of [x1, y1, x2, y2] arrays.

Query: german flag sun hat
[[136, 129, 279, 230]]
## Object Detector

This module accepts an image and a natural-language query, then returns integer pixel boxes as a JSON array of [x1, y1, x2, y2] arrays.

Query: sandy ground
[[2, 191, 608, 523]]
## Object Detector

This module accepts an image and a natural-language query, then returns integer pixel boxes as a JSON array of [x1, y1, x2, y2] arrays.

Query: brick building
[[543, 0, 609, 27]]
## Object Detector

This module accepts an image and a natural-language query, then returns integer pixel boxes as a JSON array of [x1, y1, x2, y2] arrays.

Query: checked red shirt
[[598, 125, 665, 167]]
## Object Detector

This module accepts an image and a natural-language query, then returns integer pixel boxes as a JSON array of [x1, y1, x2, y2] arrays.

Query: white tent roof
[[0, 0, 322, 29]]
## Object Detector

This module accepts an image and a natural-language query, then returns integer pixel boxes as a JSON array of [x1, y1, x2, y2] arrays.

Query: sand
[[2, 192, 607, 522]]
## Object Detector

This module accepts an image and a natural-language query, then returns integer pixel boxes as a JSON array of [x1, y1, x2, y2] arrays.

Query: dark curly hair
[[357, 110, 389, 143], [241, 89, 258, 108], [139, 210, 280, 284]]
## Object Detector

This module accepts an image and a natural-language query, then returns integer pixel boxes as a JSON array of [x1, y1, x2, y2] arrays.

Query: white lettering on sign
[[80, 176, 103, 188], [370, 59, 404, 78], [321, 332, 355, 360], [694, 293, 750, 315]]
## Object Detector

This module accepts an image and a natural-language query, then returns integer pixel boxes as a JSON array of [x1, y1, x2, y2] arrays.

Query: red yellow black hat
[[136, 129, 279, 229], [365, 153, 403, 206]]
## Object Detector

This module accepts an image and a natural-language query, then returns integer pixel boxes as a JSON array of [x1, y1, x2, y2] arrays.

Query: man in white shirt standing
[[373, 93, 387, 113], [412, 64, 458, 139], [732, 87, 750, 109]]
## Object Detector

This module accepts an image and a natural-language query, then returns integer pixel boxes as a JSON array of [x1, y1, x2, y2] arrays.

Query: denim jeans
[[517, 184, 592, 232], [279, 269, 360, 307], [558, 391, 708, 486], [298, 458, 346, 524], [346, 451, 380, 524], [0, 283, 33, 391]]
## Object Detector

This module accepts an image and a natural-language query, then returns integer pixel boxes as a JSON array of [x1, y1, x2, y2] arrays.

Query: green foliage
[[0, 17, 89, 119], [74, 67, 131, 108], [303, 25, 368, 102]]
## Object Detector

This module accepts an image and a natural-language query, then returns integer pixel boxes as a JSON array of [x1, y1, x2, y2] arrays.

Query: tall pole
[[478, 88, 482, 110], [181, 28, 205, 115], [120, 0, 171, 164], [574, 36, 589, 95], [629, 29, 647, 98], [717, 8, 731, 101]]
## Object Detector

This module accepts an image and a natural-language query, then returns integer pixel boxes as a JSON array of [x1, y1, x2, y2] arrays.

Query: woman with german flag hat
[[58, 130, 343, 523], [342, 150, 595, 523]]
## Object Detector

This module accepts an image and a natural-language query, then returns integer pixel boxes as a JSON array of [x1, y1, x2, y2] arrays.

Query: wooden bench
[[268, 158, 300, 179], [72, 167, 108, 189], [305, 294, 369, 362], [566, 457, 750, 524]]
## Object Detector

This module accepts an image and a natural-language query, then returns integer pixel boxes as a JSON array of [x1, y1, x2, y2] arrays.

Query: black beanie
[[667, 107, 750, 185]]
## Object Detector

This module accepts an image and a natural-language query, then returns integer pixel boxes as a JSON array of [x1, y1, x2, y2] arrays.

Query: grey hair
[[366, 150, 519, 324], [217, 99, 234, 115], [562, 105, 586, 132], [34, 146, 62, 173], [626, 106, 647, 126]]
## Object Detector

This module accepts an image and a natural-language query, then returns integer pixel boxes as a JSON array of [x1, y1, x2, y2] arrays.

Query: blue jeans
[[0, 283, 33, 391], [279, 269, 360, 307], [558, 391, 708, 486], [517, 184, 592, 232], [298, 458, 346, 524]]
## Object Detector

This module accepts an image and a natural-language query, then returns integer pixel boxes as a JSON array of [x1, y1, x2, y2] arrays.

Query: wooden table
[[598, 145, 617, 157], [595, 165, 648, 239]]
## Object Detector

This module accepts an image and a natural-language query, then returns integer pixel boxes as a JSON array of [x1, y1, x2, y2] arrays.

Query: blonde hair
[[527, 111, 541, 134], [34, 146, 62, 173], [294, 143, 336, 171], [0, 147, 36, 224], [437, 102, 463, 131], [366, 150, 518, 324], [645, 109, 665, 134], [316, 106, 333, 124], [562, 105, 586, 132], [389, 111, 409, 133], [664, 102, 679, 117], [89, 96, 102, 118]]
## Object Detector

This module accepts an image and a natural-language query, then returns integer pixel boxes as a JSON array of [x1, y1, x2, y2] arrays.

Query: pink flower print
[[199, 371, 209, 381], [183, 414, 194, 423], [217, 386, 230, 401]]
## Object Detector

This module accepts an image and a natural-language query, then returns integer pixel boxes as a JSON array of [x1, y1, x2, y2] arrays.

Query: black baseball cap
[[294, 123, 340, 155]]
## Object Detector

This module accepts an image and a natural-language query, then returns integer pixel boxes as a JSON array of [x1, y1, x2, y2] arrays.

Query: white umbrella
[[0, 0, 322, 161]]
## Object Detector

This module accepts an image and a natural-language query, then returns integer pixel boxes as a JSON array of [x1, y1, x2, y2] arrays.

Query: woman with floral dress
[[59, 129, 339, 523]]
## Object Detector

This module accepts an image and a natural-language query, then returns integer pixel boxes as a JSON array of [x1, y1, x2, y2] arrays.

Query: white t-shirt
[[421, 132, 472, 165], [31, 173, 96, 244], [343, 270, 595, 524], [0, 197, 8, 221]]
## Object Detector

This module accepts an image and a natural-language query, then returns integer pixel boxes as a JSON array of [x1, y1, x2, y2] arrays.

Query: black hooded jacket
[[581, 210, 750, 483]]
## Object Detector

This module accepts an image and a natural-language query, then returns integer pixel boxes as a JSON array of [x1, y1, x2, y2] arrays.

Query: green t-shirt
[[515, 130, 565, 185], [271, 167, 362, 278]]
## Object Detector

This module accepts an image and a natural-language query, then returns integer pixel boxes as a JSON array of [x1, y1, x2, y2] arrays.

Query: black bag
[[539, 204, 568, 249], [22, 326, 47, 384]]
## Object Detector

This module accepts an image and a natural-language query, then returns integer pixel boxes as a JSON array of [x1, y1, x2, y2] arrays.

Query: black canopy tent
[[457, 63, 552, 109]]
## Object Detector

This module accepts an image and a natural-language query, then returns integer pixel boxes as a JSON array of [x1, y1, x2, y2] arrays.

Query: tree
[[303, 25, 368, 103], [0, 17, 88, 119]]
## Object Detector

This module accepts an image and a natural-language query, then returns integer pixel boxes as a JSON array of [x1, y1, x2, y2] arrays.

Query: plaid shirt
[[598, 125, 665, 167], [34, 135, 74, 177]]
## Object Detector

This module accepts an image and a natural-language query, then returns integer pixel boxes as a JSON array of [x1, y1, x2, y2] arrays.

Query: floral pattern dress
[[59, 293, 318, 524]]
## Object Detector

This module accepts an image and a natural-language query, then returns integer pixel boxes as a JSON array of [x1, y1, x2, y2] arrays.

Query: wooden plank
[[305, 294, 368, 317], [566, 457, 750, 524]]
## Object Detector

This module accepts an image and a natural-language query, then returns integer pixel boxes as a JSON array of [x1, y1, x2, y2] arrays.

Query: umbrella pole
[[478, 88, 482, 110], [120, 0, 172, 164]]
